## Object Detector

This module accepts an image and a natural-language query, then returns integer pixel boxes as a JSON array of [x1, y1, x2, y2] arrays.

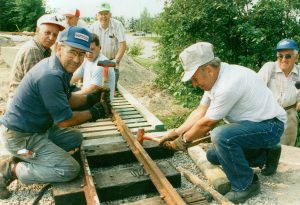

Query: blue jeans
[[0, 124, 83, 184], [206, 118, 284, 191]]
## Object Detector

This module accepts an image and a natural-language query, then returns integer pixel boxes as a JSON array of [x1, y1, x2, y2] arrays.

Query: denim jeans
[[206, 118, 284, 191], [0, 124, 83, 184]]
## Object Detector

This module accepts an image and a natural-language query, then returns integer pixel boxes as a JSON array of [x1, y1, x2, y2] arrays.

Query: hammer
[[97, 60, 116, 86], [136, 128, 211, 146]]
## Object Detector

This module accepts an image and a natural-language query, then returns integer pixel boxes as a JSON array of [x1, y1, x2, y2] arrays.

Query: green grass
[[132, 56, 159, 73], [141, 36, 160, 43], [157, 112, 191, 129]]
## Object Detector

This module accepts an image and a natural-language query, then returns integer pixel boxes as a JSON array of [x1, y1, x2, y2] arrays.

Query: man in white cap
[[0, 26, 111, 199], [89, 1, 126, 95], [62, 8, 88, 29], [159, 42, 287, 204], [7, 14, 65, 108], [258, 39, 300, 146]]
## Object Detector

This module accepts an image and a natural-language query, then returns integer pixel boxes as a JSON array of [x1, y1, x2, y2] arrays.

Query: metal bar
[[80, 147, 101, 205], [112, 109, 186, 205]]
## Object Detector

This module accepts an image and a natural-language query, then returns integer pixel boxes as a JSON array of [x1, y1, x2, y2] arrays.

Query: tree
[[0, 0, 45, 31]]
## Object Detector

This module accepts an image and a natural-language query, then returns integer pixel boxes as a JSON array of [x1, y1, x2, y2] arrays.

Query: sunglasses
[[277, 54, 293, 59]]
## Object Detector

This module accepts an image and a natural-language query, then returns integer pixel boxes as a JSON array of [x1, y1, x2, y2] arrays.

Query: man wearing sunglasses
[[258, 39, 300, 146]]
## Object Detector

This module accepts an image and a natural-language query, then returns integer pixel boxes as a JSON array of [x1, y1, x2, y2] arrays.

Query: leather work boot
[[225, 174, 260, 204], [0, 157, 16, 199], [261, 144, 281, 176]]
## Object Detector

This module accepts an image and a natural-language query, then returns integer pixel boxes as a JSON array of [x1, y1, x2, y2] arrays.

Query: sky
[[45, 0, 165, 19]]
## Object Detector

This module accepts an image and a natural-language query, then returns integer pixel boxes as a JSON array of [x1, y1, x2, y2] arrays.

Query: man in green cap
[[89, 1, 126, 96]]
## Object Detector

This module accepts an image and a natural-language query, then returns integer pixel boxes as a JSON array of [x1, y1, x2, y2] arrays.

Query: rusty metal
[[80, 147, 101, 205], [112, 109, 186, 205]]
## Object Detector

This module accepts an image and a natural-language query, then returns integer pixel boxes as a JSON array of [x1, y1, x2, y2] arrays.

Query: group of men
[[0, 1, 299, 204], [0, 1, 125, 200]]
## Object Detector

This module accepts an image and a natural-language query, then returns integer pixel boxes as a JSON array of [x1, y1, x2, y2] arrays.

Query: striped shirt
[[89, 18, 126, 60], [8, 38, 51, 98]]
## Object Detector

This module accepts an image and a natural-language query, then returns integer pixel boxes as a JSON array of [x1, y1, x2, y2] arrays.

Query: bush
[[155, 0, 300, 108], [127, 41, 144, 56]]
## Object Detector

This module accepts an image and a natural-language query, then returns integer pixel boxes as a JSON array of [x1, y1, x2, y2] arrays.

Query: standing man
[[0, 27, 111, 199], [62, 8, 89, 29], [160, 42, 286, 204], [71, 33, 115, 101], [89, 1, 126, 95], [258, 39, 300, 146], [7, 14, 65, 107]]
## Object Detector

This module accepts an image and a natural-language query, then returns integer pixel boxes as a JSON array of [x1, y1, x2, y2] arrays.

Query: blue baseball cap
[[276, 39, 298, 51], [58, 26, 91, 52]]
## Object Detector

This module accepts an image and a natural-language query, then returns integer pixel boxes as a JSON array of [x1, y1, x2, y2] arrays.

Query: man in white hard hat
[[7, 14, 65, 108], [160, 42, 286, 204]]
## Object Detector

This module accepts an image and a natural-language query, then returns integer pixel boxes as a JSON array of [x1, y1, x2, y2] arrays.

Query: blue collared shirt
[[1, 55, 73, 133]]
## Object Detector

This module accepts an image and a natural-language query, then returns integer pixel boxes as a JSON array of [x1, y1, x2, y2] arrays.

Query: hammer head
[[136, 128, 145, 145], [97, 60, 116, 67]]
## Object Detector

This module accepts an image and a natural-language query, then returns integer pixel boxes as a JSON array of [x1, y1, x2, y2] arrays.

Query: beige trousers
[[280, 108, 298, 146]]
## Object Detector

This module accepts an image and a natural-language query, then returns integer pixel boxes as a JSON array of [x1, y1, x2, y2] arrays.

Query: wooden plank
[[118, 84, 165, 131], [115, 107, 137, 112], [112, 102, 131, 106], [113, 104, 135, 108], [123, 118, 147, 124], [83, 130, 121, 139], [78, 120, 115, 128], [121, 188, 209, 205], [188, 146, 230, 195], [93, 161, 180, 201], [82, 136, 125, 149], [120, 114, 144, 119], [80, 124, 117, 133], [119, 110, 140, 115], [86, 140, 174, 167], [52, 177, 85, 205]]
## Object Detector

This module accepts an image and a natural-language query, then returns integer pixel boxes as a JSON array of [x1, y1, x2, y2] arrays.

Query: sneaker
[[261, 144, 281, 176], [225, 174, 260, 204], [0, 157, 15, 199]]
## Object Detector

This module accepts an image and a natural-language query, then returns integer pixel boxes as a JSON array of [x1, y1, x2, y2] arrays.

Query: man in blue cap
[[0, 26, 111, 199], [259, 39, 300, 146]]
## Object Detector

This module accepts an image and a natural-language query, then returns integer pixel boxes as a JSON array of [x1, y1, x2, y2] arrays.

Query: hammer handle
[[102, 66, 109, 86]]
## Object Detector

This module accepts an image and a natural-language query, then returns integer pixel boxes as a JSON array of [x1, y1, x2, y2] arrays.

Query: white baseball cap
[[63, 8, 80, 17], [179, 42, 215, 82], [37, 14, 65, 31]]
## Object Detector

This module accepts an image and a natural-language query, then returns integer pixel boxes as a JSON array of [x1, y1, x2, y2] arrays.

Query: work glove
[[87, 90, 102, 107], [162, 135, 192, 151], [159, 129, 180, 146], [86, 87, 110, 107], [89, 102, 107, 121]]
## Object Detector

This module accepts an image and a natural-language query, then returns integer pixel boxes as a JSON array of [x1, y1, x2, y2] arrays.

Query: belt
[[284, 103, 296, 111]]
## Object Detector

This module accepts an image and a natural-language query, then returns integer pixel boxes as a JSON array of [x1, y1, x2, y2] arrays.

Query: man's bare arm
[[57, 111, 92, 127], [73, 84, 99, 95], [115, 41, 126, 61], [175, 104, 209, 135]]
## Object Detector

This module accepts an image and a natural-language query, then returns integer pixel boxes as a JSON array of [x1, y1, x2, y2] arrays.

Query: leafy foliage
[[0, 0, 45, 31], [127, 41, 144, 56], [155, 0, 300, 108]]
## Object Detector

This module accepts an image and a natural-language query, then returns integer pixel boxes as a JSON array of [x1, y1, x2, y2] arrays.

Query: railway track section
[[51, 85, 210, 205]]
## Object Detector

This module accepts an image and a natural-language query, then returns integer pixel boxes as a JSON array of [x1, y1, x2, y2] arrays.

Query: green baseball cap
[[98, 2, 111, 12]]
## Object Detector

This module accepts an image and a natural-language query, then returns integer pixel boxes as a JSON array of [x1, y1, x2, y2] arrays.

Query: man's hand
[[89, 102, 108, 121], [159, 129, 179, 146], [162, 135, 191, 151]]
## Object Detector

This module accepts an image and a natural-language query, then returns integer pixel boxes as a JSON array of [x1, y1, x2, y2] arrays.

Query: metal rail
[[111, 109, 186, 205], [80, 148, 101, 205]]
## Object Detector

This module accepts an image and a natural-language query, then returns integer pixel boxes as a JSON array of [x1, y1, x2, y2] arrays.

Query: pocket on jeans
[[5, 137, 28, 154]]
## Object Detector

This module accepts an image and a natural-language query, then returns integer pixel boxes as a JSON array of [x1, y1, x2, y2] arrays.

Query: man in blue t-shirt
[[0, 27, 111, 199]]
